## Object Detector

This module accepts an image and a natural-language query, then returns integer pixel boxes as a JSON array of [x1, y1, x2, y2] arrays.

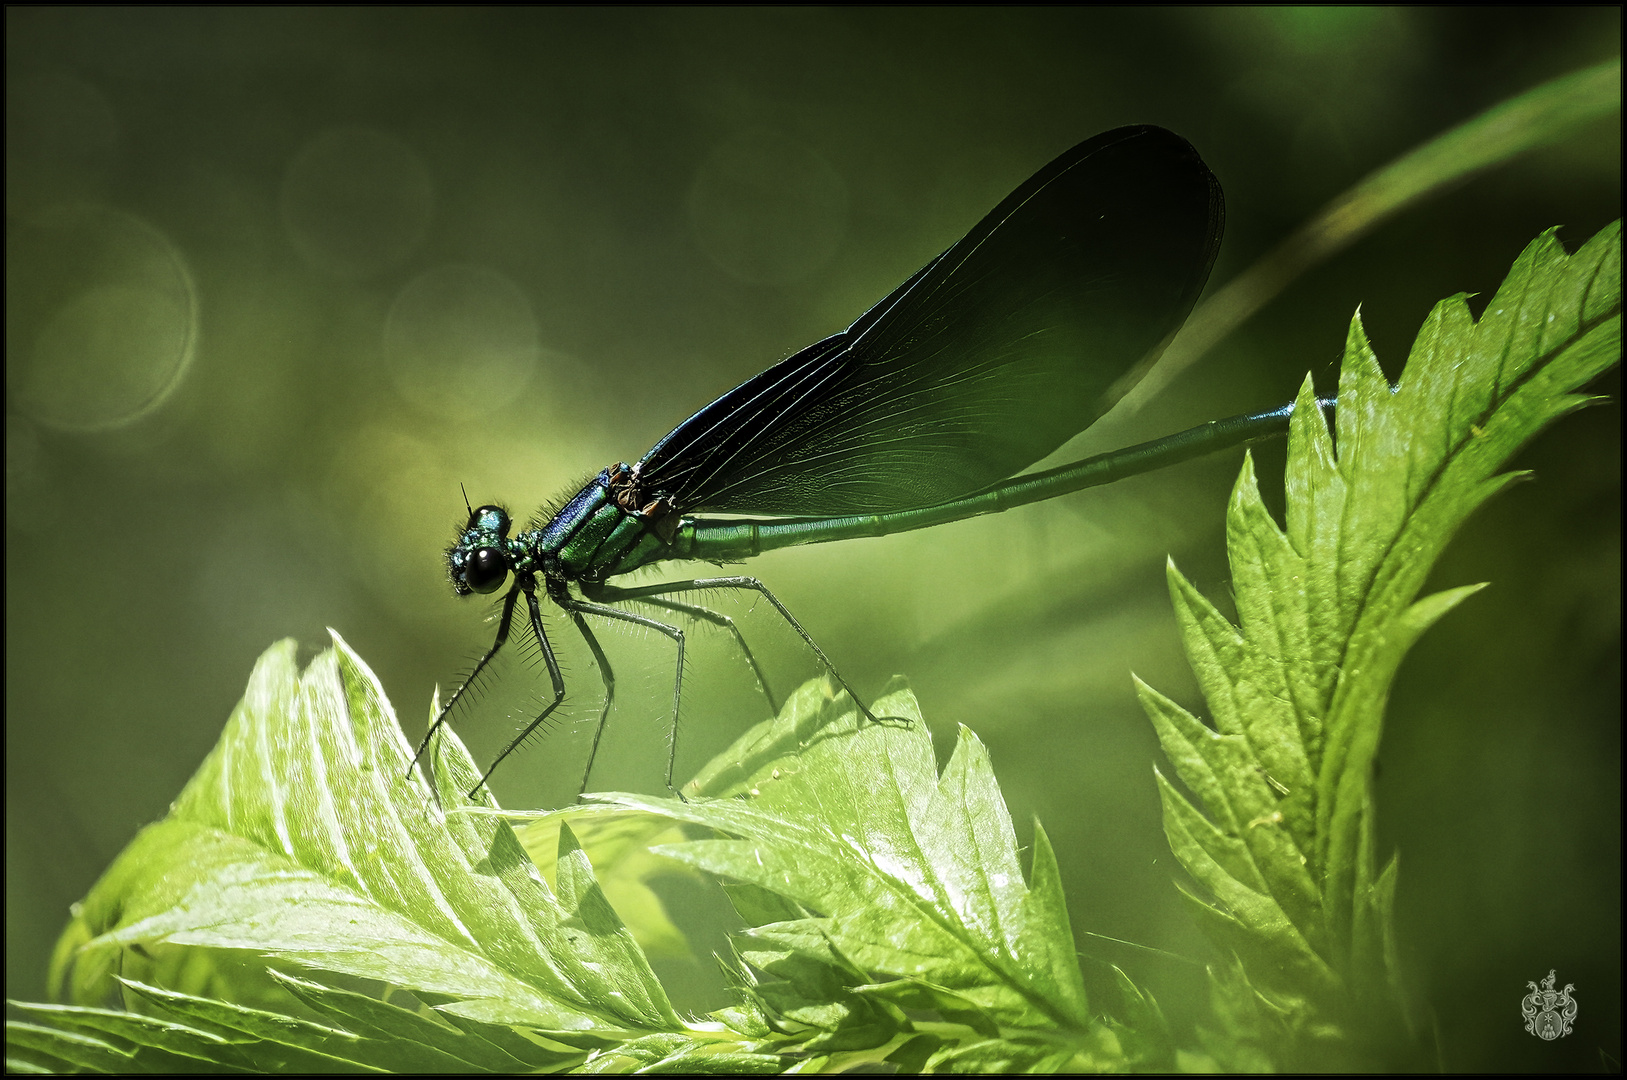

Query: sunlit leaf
[[1142, 221, 1621, 1068], [513, 806, 699, 961], [34, 633, 696, 1071], [600, 679, 1148, 1068]]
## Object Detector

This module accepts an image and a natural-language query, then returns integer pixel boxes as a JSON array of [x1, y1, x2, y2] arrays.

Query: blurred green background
[[5, 7, 1619, 1070]]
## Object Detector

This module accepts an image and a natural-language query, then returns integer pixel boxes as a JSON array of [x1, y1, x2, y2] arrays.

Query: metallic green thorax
[[446, 463, 679, 594]]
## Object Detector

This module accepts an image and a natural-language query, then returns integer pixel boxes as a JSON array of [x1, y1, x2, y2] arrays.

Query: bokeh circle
[[5, 204, 198, 432]]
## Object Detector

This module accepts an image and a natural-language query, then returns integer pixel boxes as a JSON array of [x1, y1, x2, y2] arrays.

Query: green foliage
[[607, 679, 1138, 1071], [1140, 221, 1622, 1069], [12, 637, 1135, 1073], [6, 221, 1619, 1073]]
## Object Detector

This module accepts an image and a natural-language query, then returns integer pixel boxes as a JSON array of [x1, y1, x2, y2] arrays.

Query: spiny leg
[[412, 584, 520, 776], [584, 581, 779, 715], [467, 580, 567, 798], [558, 603, 616, 798], [585, 576, 899, 727], [555, 589, 690, 798]]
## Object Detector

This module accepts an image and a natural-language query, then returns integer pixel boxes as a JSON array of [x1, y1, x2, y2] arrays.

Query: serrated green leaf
[[1103, 964, 1177, 1071], [1143, 220, 1622, 1068], [1023, 821, 1091, 1025], [7, 999, 254, 1073], [267, 971, 545, 1072], [599, 685, 1097, 1038], [723, 881, 810, 928], [115, 978, 381, 1072], [549, 822, 681, 1027], [55, 640, 595, 1030], [638, 1048, 788, 1074], [586, 677, 1142, 1069], [731, 923, 914, 1055], [3, 1021, 144, 1074], [513, 806, 699, 961], [27, 634, 715, 1072]]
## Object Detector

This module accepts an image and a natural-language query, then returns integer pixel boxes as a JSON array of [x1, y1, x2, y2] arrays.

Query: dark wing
[[638, 125, 1223, 516]]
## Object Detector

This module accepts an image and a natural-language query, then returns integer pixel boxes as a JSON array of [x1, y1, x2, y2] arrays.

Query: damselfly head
[[447, 503, 513, 596]]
